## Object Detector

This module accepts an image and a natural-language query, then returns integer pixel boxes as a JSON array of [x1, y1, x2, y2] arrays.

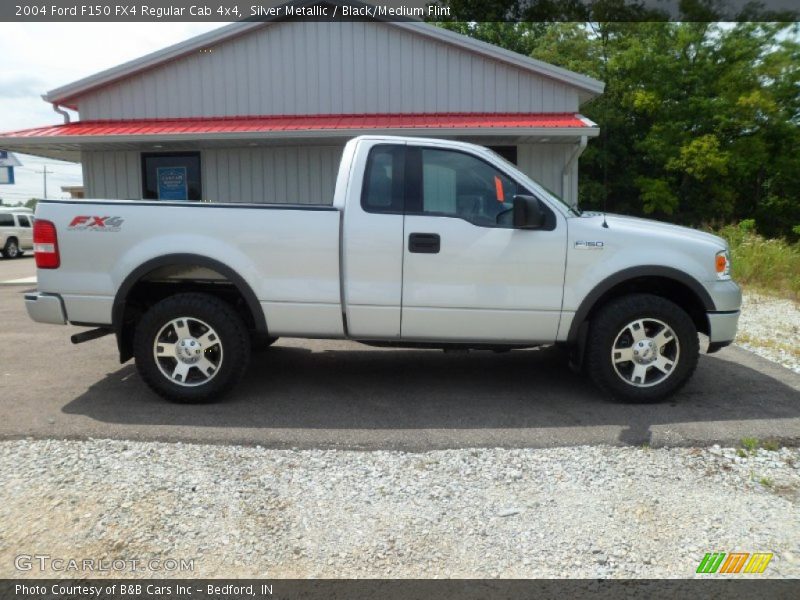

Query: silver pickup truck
[[26, 135, 741, 403]]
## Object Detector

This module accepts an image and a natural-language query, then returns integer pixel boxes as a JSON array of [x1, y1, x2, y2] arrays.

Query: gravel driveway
[[738, 292, 800, 374], [2, 439, 798, 578]]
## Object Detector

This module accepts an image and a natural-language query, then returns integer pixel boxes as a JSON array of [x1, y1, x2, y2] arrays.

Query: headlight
[[715, 249, 731, 280]]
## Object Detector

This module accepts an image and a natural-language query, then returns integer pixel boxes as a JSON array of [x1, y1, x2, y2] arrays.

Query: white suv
[[0, 209, 34, 258]]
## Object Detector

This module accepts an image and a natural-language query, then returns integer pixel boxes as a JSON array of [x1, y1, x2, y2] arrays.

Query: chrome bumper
[[25, 292, 66, 325]]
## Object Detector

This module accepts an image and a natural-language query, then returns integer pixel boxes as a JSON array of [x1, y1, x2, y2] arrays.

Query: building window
[[141, 152, 202, 201]]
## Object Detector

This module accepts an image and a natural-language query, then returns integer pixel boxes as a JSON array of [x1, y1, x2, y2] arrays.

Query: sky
[[0, 23, 224, 205]]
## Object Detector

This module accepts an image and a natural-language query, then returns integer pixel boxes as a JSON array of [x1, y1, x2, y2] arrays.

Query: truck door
[[400, 145, 567, 343], [341, 142, 406, 338]]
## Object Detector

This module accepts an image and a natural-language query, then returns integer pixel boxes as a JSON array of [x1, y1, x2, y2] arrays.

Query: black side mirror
[[512, 195, 545, 229]]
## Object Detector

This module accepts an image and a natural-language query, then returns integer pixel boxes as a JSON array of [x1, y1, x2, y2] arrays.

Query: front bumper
[[25, 292, 66, 325], [706, 310, 740, 353]]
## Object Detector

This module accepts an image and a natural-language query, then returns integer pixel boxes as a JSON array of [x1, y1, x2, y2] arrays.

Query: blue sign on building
[[0, 151, 20, 185], [156, 166, 188, 200]]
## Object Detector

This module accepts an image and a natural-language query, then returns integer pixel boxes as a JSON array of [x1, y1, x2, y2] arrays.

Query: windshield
[[487, 149, 582, 216]]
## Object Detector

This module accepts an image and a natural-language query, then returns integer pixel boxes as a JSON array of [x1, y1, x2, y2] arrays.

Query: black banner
[[2, 0, 799, 22], [2, 579, 800, 600]]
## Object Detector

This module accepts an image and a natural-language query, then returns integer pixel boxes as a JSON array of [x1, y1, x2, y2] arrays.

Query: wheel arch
[[112, 253, 267, 362], [567, 266, 715, 344]]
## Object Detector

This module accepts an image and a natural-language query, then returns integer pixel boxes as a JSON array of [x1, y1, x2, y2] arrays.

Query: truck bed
[[35, 199, 345, 336]]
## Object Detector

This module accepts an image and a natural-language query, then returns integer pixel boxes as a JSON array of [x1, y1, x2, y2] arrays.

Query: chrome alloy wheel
[[152, 317, 223, 387], [611, 318, 680, 388]]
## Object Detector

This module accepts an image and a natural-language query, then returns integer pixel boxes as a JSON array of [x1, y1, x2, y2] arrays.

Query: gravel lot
[[2, 439, 798, 578], [738, 292, 800, 374]]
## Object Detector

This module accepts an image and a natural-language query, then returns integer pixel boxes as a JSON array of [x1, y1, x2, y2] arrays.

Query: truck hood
[[579, 212, 728, 249]]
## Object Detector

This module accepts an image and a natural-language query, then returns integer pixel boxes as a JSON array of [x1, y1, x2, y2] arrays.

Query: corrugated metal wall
[[82, 150, 141, 199], [83, 145, 344, 204], [518, 143, 576, 204], [76, 21, 579, 120], [203, 145, 343, 204], [83, 143, 577, 206]]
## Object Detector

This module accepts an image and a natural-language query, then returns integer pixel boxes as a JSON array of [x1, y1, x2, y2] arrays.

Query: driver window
[[420, 148, 525, 227]]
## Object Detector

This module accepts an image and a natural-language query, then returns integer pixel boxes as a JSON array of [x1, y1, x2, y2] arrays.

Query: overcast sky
[[0, 23, 223, 205]]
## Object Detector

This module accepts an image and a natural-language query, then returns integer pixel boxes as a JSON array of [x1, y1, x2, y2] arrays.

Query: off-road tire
[[133, 293, 251, 403], [585, 293, 699, 403]]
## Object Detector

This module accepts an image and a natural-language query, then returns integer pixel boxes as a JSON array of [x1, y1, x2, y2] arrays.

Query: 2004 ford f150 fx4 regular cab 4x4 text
[[25, 136, 741, 403]]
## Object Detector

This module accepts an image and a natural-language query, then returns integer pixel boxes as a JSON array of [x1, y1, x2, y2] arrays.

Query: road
[[1, 282, 799, 450], [0, 254, 35, 284]]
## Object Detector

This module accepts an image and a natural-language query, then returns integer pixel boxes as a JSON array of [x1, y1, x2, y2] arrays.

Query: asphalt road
[[0, 254, 35, 283], [1, 283, 799, 450]]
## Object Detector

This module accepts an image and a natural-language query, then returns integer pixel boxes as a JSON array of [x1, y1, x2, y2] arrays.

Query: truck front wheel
[[585, 293, 699, 403], [133, 293, 251, 403]]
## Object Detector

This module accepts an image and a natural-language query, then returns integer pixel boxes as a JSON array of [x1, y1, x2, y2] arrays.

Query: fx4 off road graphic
[[696, 552, 773, 574], [68, 216, 124, 231]]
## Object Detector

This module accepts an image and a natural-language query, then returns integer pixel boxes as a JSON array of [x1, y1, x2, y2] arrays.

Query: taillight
[[33, 219, 60, 269]]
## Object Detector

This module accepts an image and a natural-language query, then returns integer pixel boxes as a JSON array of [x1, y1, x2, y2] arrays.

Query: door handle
[[408, 233, 440, 254]]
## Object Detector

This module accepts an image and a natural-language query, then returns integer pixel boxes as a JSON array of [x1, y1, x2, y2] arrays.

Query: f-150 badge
[[574, 240, 604, 249]]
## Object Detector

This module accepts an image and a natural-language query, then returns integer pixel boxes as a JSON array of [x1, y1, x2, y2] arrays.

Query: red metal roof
[[0, 113, 592, 139]]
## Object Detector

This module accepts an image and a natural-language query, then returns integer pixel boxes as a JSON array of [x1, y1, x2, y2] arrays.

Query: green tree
[[441, 16, 800, 238]]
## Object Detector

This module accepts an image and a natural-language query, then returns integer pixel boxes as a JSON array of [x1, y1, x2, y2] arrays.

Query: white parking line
[[0, 276, 36, 285]]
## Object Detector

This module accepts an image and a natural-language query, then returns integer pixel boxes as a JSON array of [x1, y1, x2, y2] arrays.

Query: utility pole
[[34, 164, 52, 198]]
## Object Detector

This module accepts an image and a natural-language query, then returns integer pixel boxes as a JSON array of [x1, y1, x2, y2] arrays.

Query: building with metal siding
[[0, 16, 603, 207]]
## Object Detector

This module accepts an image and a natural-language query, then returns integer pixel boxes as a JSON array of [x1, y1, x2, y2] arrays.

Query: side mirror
[[512, 195, 546, 229]]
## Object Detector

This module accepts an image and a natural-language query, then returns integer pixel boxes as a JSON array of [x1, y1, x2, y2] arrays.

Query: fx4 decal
[[68, 216, 125, 231]]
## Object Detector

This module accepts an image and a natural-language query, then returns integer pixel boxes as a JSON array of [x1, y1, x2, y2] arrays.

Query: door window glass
[[361, 145, 404, 213], [0, 214, 13, 226], [420, 148, 525, 227]]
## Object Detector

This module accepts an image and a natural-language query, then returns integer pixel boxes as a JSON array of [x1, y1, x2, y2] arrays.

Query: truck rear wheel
[[133, 293, 251, 403], [585, 293, 699, 403]]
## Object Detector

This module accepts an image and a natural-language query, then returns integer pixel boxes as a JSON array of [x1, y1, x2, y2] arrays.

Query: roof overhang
[[0, 113, 599, 161]]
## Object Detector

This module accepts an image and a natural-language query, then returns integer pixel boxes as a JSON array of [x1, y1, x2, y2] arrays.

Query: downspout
[[562, 135, 587, 209], [49, 100, 71, 124]]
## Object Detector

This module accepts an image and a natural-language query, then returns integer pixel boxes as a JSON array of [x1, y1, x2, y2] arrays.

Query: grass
[[741, 437, 760, 453], [714, 221, 800, 300], [738, 437, 781, 455]]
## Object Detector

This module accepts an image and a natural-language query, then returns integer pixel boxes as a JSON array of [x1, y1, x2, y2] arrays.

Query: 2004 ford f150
[[26, 135, 741, 403]]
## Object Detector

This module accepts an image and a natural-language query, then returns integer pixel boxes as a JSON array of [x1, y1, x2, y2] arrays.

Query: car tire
[[585, 293, 699, 403], [2, 238, 19, 259], [133, 292, 251, 403]]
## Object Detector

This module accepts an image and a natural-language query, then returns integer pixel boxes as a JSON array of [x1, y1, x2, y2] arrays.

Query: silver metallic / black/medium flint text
[[250, 4, 452, 17]]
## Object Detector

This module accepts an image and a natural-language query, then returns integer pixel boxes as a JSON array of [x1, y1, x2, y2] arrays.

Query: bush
[[715, 222, 800, 299]]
